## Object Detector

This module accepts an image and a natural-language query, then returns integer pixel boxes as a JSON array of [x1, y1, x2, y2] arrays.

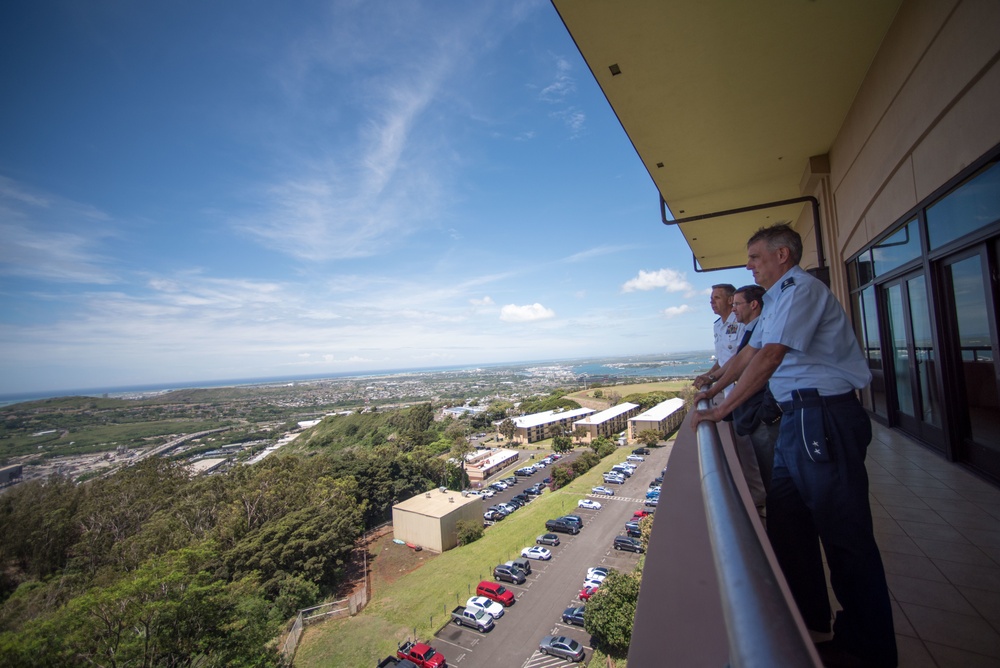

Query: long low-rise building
[[504, 407, 596, 444], [627, 398, 687, 442], [573, 402, 642, 443], [464, 448, 519, 485]]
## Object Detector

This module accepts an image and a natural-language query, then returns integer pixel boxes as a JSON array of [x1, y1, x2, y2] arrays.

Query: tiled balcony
[[630, 415, 1000, 667]]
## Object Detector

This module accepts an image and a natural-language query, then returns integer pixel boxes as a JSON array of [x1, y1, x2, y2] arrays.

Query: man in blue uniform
[[692, 224, 896, 667]]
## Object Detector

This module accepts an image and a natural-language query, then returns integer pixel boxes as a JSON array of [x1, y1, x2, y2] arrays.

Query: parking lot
[[431, 444, 669, 667]]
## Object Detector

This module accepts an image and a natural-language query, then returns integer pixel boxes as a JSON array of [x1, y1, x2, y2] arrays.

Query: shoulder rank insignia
[[780, 277, 795, 291]]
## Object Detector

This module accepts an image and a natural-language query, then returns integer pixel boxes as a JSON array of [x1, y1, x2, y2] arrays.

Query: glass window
[[872, 220, 921, 276], [927, 160, 1000, 249], [861, 286, 886, 417], [857, 250, 874, 285]]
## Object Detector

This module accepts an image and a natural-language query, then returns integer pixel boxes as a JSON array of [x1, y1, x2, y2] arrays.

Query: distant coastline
[[0, 351, 714, 407]]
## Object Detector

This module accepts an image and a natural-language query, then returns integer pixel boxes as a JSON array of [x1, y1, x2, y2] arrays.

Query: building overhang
[[551, 0, 902, 270]]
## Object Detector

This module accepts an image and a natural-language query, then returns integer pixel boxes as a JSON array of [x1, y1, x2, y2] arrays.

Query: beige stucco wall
[[392, 492, 482, 553], [798, 0, 1000, 302]]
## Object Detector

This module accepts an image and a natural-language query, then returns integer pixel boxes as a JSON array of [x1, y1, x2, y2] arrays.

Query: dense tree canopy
[[0, 404, 455, 666]]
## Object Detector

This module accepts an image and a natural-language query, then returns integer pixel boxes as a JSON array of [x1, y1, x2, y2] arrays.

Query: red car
[[476, 580, 515, 607], [632, 510, 652, 520], [579, 585, 599, 601], [397, 641, 447, 668]]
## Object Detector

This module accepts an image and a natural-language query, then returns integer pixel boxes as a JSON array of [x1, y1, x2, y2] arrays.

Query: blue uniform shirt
[[749, 265, 871, 402]]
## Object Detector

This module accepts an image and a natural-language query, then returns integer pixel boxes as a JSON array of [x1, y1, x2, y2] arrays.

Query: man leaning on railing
[[691, 223, 897, 668]]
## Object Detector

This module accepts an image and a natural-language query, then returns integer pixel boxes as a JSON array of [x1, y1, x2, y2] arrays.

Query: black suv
[[545, 518, 579, 535], [512, 493, 530, 505], [632, 447, 650, 455], [493, 563, 527, 584], [613, 535, 645, 553], [560, 514, 584, 530]]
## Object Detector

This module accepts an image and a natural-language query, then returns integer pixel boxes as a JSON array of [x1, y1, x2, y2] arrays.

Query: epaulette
[[780, 277, 795, 291]]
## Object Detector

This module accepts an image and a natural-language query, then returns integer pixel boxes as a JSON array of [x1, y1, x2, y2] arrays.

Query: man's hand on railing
[[690, 404, 722, 430], [693, 373, 713, 389]]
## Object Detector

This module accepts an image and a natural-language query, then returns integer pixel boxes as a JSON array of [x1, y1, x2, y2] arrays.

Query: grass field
[[566, 379, 693, 407], [292, 446, 637, 667]]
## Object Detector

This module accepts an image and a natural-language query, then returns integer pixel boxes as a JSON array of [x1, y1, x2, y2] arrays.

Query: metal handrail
[[694, 396, 820, 667]]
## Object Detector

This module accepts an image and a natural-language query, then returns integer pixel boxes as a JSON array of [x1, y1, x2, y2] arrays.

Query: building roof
[[574, 402, 640, 425], [552, 0, 902, 270], [631, 398, 686, 422], [466, 448, 518, 471], [394, 489, 481, 518], [514, 407, 595, 429]]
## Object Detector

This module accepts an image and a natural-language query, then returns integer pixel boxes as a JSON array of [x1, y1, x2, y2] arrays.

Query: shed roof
[[394, 489, 481, 518], [631, 398, 686, 421]]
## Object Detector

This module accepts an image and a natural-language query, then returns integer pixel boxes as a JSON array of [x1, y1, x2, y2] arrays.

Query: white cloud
[[500, 303, 555, 322], [470, 296, 495, 307], [663, 305, 693, 318], [621, 268, 693, 294]]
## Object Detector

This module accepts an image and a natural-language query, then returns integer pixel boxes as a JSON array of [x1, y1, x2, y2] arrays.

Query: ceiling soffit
[[552, 0, 902, 270]]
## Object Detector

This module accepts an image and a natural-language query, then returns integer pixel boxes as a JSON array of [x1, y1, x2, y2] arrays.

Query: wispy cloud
[[0, 177, 117, 284], [563, 245, 634, 263]]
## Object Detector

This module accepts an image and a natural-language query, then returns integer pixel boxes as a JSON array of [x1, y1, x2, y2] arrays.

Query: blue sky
[[0, 0, 750, 395]]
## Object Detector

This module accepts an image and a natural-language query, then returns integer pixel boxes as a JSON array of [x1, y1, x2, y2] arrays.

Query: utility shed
[[392, 488, 482, 553]]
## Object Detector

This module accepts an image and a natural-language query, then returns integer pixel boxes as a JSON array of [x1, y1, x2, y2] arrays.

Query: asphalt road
[[434, 445, 669, 667]]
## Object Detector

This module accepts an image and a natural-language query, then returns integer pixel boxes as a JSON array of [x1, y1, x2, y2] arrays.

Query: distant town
[[0, 354, 707, 489]]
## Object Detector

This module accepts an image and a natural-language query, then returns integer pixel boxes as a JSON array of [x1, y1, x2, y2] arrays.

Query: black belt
[[778, 389, 857, 413]]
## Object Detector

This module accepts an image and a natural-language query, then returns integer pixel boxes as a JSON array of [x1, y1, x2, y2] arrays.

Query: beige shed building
[[391, 488, 482, 553], [573, 402, 642, 443]]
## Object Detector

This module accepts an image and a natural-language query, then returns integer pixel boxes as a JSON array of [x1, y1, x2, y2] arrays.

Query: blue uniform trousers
[[768, 391, 897, 667]]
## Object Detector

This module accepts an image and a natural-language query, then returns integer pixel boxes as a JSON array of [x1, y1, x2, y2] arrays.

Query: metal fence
[[281, 586, 369, 664]]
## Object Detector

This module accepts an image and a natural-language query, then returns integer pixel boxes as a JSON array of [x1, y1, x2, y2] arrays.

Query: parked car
[[613, 535, 645, 553], [645, 498, 659, 507], [632, 447, 650, 455], [512, 493, 530, 504], [498, 502, 516, 514], [493, 563, 526, 585], [507, 557, 532, 575], [591, 485, 615, 496], [526, 483, 545, 495], [579, 585, 599, 601], [586, 566, 610, 579], [539, 636, 585, 662], [560, 514, 584, 529], [626, 454, 645, 462], [521, 546, 551, 561], [490, 482, 507, 491], [515, 467, 534, 476], [501, 476, 517, 486], [545, 518, 579, 535], [582, 577, 604, 589], [450, 605, 494, 633], [632, 510, 653, 519], [504, 498, 523, 510], [646, 488, 661, 499], [377, 656, 420, 668], [466, 595, 504, 619], [611, 465, 633, 478], [561, 605, 586, 627], [651, 475, 664, 486], [476, 580, 515, 606], [483, 509, 503, 522], [603, 473, 625, 484], [578, 499, 602, 510], [542, 477, 552, 485], [536, 533, 561, 546], [481, 488, 496, 498], [396, 641, 447, 668]]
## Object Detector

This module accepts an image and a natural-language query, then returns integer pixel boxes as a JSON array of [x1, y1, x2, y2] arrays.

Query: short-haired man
[[692, 224, 896, 667], [694, 284, 744, 396], [729, 284, 781, 495]]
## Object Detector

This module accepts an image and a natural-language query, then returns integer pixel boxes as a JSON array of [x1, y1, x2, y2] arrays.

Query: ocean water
[[0, 351, 716, 406]]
